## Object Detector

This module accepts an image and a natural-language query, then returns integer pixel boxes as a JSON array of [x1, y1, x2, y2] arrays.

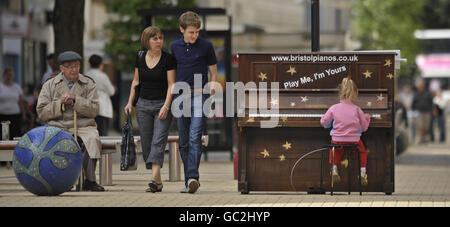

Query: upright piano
[[237, 52, 396, 194]]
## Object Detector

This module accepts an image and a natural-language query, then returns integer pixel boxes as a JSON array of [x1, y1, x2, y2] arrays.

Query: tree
[[53, 0, 85, 66], [352, 0, 426, 76], [422, 0, 450, 28], [103, 0, 197, 73]]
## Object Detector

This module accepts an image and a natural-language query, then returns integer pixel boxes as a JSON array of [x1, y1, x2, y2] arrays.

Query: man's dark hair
[[88, 54, 103, 68], [47, 53, 54, 60]]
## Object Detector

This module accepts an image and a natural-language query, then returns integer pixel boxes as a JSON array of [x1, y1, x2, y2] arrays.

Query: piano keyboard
[[248, 113, 381, 118]]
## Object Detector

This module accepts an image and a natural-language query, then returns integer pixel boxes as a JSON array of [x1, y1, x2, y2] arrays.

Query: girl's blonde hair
[[141, 26, 163, 50], [339, 77, 358, 101]]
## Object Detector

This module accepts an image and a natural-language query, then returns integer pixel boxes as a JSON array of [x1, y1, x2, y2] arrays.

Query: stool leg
[[320, 149, 324, 190], [357, 148, 362, 196], [331, 147, 334, 196], [347, 149, 351, 195]]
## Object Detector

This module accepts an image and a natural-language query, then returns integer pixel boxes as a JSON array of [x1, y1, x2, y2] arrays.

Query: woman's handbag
[[120, 112, 137, 171], [132, 50, 145, 107]]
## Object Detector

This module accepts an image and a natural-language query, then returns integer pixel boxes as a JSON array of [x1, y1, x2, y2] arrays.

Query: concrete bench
[[0, 135, 209, 186]]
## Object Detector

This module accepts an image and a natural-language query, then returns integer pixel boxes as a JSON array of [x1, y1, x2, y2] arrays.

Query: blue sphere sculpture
[[12, 126, 82, 196]]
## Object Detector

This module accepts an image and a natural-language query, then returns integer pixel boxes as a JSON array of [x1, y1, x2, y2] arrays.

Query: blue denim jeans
[[174, 93, 207, 186]]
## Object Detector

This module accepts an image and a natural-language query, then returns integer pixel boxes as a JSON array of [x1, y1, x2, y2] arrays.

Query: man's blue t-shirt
[[171, 37, 217, 89]]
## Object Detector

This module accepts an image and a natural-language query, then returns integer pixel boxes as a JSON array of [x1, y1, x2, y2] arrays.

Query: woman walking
[[124, 26, 176, 192]]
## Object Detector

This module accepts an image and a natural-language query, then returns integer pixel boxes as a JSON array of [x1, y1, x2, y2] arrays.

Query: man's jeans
[[175, 93, 207, 186]]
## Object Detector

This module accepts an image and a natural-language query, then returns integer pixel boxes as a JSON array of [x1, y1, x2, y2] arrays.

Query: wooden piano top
[[237, 52, 396, 128]]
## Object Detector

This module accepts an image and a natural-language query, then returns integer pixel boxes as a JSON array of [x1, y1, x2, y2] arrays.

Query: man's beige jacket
[[37, 72, 101, 159]]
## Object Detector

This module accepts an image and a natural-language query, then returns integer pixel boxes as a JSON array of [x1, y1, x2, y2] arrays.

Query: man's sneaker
[[187, 179, 199, 194], [180, 187, 188, 193]]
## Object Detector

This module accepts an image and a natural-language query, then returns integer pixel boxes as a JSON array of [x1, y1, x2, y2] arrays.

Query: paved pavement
[[1, 133, 449, 207]]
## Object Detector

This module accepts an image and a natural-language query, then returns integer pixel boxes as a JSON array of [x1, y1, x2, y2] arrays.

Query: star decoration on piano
[[279, 154, 286, 162], [340, 159, 348, 168], [367, 101, 372, 107], [281, 117, 288, 122], [363, 70, 372, 79], [260, 149, 270, 158], [282, 141, 292, 150], [246, 117, 255, 123], [258, 72, 267, 81], [286, 66, 297, 76], [300, 96, 309, 102], [386, 73, 394, 79], [270, 98, 279, 106], [290, 102, 296, 107], [377, 93, 384, 102], [384, 59, 392, 67]]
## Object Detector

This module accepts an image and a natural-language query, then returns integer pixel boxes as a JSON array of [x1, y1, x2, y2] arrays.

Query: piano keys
[[237, 52, 396, 194]]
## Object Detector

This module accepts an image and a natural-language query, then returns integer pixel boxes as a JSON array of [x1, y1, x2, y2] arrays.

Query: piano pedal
[[307, 187, 326, 194]]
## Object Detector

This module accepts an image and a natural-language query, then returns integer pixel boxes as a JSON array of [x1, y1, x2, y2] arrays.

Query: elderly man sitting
[[37, 51, 104, 191]]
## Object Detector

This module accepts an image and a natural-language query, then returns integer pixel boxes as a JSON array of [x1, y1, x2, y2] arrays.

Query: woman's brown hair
[[140, 26, 163, 50]]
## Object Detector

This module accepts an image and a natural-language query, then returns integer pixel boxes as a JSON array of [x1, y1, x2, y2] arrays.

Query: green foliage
[[103, 0, 197, 73], [352, 0, 426, 76], [422, 0, 450, 28]]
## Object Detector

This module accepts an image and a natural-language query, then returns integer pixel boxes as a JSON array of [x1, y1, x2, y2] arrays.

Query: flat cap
[[58, 51, 82, 63]]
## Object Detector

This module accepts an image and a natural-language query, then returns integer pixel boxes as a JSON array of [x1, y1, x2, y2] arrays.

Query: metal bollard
[[99, 143, 119, 186], [168, 142, 182, 182], [99, 153, 113, 186], [1, 121, 10, 140]]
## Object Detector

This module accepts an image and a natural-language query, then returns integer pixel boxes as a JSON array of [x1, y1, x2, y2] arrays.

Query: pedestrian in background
[[41, 53, 55, 85], [0, 68, 26, 166], [0, 68, 26, 140], [431, 88, 447, 143], [86, 54, 115, 136], [412, 79, 433, 144]]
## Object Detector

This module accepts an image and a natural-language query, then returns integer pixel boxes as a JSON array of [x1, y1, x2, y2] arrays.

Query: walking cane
[[63, 103, 83, 191], [73, 109, 83, 191]]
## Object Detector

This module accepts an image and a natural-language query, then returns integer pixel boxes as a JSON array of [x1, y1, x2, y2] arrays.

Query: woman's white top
[[0, 82, 22, 115], [85, 69, 115, 118]]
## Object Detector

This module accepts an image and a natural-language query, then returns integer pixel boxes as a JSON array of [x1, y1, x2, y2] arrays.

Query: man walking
[[171, 11, 218, 193]]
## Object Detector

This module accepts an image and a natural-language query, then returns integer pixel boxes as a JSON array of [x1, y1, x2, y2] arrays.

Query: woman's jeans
[[430, 114, 446, 142]]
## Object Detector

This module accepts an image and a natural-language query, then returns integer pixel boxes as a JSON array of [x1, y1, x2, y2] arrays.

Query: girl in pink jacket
[[320, 77, 370, 186]]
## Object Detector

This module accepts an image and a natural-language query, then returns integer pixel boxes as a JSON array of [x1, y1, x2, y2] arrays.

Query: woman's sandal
[[146, 181, 163, 193]]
